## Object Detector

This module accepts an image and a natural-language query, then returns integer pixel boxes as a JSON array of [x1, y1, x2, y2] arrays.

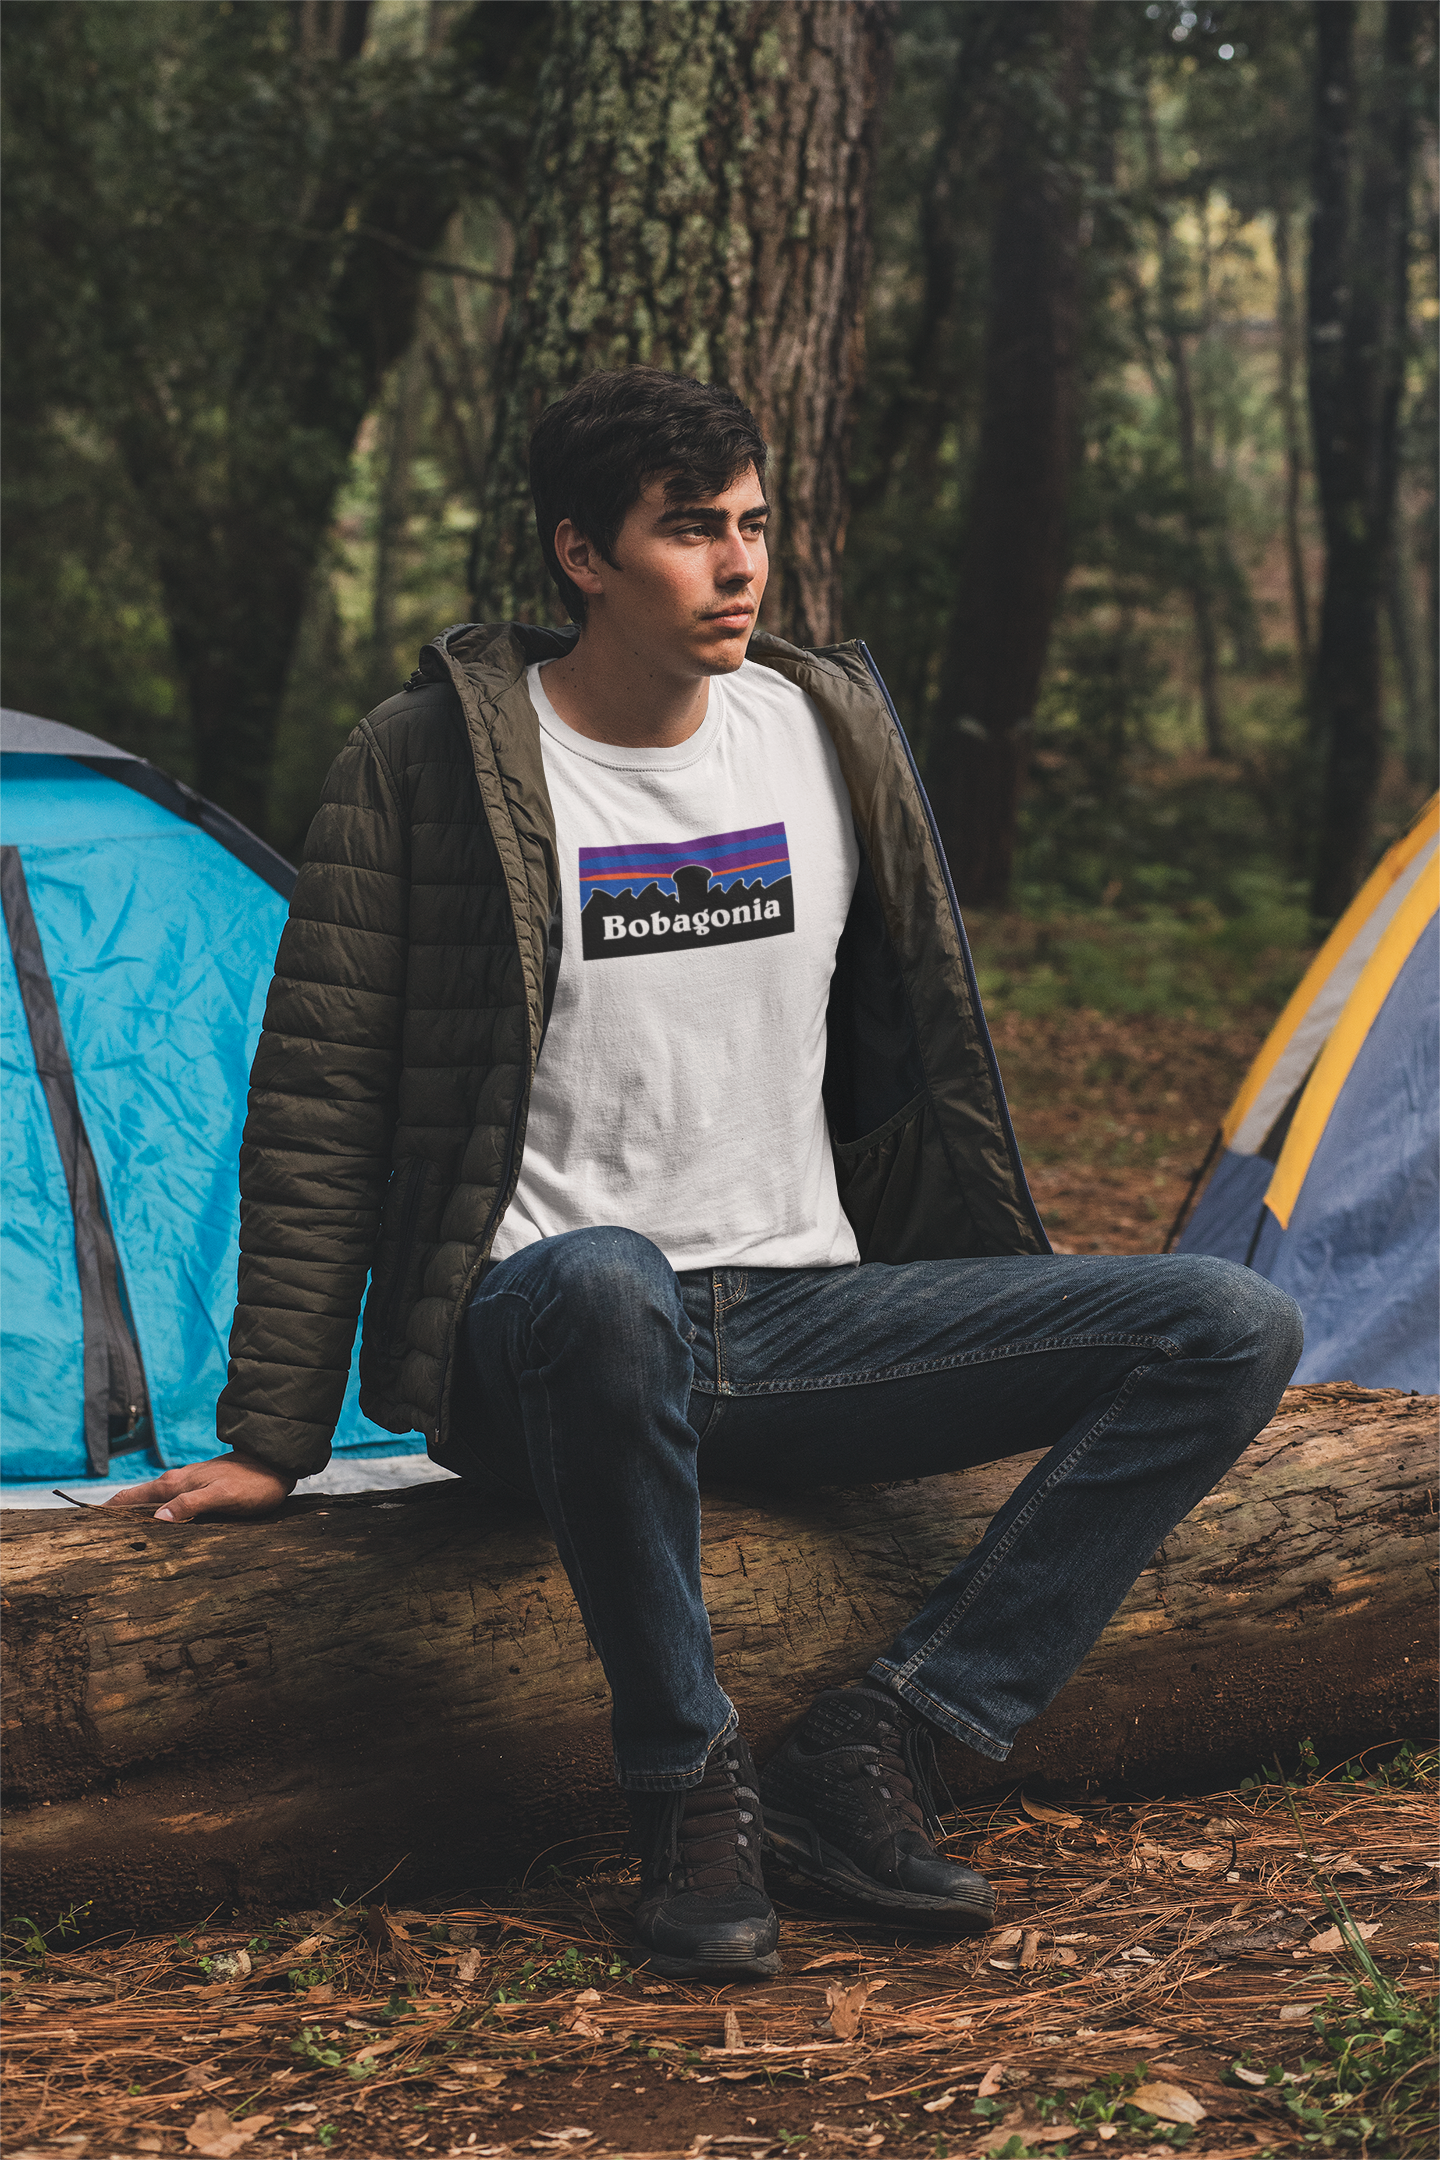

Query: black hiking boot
[[629, 1730, 780, 1979], [760, 1685, 995, 1931]]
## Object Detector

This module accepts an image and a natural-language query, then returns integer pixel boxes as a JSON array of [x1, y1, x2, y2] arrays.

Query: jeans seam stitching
[[886, 1361, 1152, 1682], [716, 1332, 1180, 1396]]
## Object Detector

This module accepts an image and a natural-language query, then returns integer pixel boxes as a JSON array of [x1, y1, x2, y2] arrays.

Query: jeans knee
[[1172, 1254, 1303, 1381], [533, 1225, 676, 1325]]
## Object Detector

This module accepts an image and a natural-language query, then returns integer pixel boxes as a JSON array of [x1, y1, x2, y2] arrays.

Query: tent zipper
[[0, 847, 155, 1474]]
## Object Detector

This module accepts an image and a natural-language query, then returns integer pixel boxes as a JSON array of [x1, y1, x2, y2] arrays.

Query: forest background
[[3, 0, 1436, 1244]]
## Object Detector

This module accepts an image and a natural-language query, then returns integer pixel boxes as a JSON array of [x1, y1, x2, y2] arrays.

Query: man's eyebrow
[[655, 500, 770, 527]]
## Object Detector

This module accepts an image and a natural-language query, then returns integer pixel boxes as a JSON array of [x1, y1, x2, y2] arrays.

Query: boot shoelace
[[868, 1713, 955, 1844], [671, 1749, 759, 1893]]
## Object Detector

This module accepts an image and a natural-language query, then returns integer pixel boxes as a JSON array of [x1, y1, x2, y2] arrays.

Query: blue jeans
[[452, 1231, 1302, 1792]]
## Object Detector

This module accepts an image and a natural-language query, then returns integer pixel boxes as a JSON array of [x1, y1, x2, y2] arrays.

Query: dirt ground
[[7, 1012, 1435, 2159], [987, 1009, 1272, 1256], [4, 1782, 1436, 2160]]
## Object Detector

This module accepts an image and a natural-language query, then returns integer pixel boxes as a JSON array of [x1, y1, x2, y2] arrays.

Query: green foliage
[[968, 876, 1311, 1025], [0, 0, 531, 825], [1241, 1737, 1439, 1799], [2, 1903, 93, 1968], [289, 2027, 347, 2073], [1231, 1840, 1440, 2153], [970, 2064, 1201, 2156], [492, 1942, 632, 2005]]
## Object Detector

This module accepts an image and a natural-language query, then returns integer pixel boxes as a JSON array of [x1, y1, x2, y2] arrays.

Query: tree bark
[[469, 0, 897, 648], [1273, 204, 1314, 685], [926, 3, 1092, 909], [1307, 0, 1415, 920], [1142, 85, 1227, 760], [2, 1385, 1433, 1937]]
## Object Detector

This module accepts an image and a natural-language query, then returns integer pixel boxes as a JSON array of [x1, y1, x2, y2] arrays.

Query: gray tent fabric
[[1, 709, 295, 899], [1, 709, 141, 760]]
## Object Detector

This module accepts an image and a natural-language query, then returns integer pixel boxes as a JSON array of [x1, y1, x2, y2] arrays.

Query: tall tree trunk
[[1143, 90, 1226, 759], [370, 339, 426, 704], [926, 2, 1092, 910], [1273, 204, 1314, 684], [51, 0, 534, 838], [470, 0, 897, 648], [1307, 0, 1415, 920], [1387, 531, 1429, 783]]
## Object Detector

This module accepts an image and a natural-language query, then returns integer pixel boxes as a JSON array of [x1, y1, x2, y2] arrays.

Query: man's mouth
[[702, 607, 754, 628]]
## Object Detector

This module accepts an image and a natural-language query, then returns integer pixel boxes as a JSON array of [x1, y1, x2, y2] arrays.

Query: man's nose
[[716, 529, 754, 582]]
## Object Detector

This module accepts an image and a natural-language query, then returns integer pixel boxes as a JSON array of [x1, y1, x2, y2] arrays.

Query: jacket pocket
[[363, 1156, 447, 1363], [832, 1090, 976, 1263]]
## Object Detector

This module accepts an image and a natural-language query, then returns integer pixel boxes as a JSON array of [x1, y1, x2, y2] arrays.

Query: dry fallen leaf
[[351, 2033, 407, 2066], [456, 1947, 483, 1984], [1280, 2003, 1319, 2022], [979, 2109, 1075, 2153], [1052, 1947, 1080, 1967], [1179, 1849, 1223, 1873], [819, 1978, 885, 2042], [988, 1926, 1024, 1950], [1304, 1922, 1380, 1956], [1018, 1929, 1042, 1970], [722, 2008, 744, 2051], [364, 1903, 425, 1981], [184, 2108, 273, 2158], [977, 2060, 1007, 2098], [802, 1951, 867, 1971], [1130, 2083, 1205, 2126], [922, 2091, 958, 2115], [1021, 1793, 1084, 1829], [565, 1998, 605, 2041]]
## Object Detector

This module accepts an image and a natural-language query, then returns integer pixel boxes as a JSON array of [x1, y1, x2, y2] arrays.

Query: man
[[112, 369, 1302, 1980]]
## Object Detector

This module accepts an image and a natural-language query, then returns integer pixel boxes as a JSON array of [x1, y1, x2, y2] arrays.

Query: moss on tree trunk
[[471, 0, 896, 647]]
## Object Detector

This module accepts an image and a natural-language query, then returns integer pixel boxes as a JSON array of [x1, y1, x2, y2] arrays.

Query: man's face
[[560, 465, 770, 676]]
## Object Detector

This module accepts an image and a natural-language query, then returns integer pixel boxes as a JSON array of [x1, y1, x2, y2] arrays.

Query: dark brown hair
[[528, 367, 768, 626]]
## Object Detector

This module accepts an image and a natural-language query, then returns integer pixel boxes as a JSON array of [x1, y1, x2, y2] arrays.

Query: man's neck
[[537, 626, 717, 750]]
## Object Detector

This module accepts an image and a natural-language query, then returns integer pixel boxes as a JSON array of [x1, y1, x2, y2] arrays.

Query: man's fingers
[[102, 1467, 205, 1511], [154, 1482, 218, 1524], [101, 1453, 291, 1524]]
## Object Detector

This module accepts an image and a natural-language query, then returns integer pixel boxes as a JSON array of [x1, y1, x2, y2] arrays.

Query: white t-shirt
[[490, 659, 861, 1273]]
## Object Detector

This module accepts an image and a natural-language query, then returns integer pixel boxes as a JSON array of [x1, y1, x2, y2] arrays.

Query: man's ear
[[554, 519, 608, 599]]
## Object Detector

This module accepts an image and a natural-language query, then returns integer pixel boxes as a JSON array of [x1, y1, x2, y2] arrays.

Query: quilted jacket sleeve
[[216, 724, 408, 1475]]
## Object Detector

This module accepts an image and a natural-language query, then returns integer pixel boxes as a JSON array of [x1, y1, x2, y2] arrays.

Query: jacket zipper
[[856, 643, 1051, 1252]]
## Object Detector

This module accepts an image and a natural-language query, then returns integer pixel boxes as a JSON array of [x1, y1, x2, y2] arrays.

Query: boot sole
[[644, 1946, 783, 1981], [764, 1810, 995, 1932]]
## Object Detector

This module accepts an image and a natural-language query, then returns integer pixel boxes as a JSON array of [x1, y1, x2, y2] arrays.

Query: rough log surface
[[2, 1384, 1434, 1934]]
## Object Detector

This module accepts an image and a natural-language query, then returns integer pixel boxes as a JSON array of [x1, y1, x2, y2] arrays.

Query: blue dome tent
[[1173, 794, 1438, 1394], [0, 709, 416, 1491]]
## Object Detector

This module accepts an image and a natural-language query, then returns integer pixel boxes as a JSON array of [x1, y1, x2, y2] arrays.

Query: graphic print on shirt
[[579, 821, 794, 960]]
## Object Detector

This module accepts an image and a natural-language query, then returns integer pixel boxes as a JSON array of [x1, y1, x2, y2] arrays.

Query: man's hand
[[101, 1450, 297, 1522]]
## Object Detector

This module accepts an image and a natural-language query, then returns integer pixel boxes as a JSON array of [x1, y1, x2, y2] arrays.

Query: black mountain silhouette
[[581, 866, 794, 960]]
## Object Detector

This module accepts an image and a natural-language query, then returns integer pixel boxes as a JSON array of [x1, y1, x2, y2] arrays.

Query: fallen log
[[2, 1383, 1434, 1934]]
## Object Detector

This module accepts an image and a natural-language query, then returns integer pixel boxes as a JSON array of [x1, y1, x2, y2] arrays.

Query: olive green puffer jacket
[[217, 623, 1048, 1478]]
